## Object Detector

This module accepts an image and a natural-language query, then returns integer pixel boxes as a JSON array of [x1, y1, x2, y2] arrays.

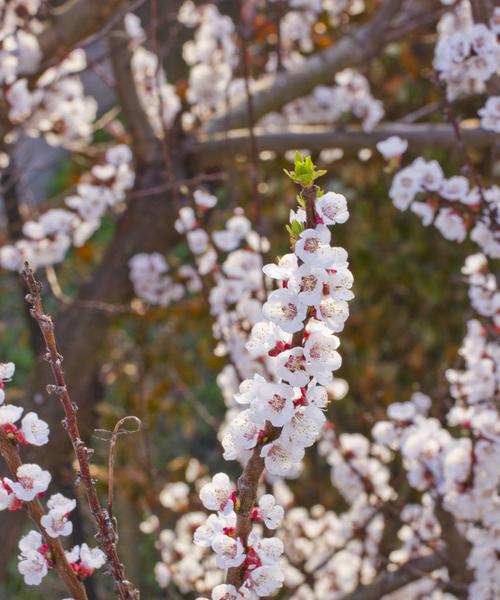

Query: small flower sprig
[[23, 265, 140, 600], [0, 363, 89, 598]]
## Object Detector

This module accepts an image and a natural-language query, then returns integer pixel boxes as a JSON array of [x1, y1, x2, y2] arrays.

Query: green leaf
[[284, 152, 327, 186], [290, 220, 304, 236]]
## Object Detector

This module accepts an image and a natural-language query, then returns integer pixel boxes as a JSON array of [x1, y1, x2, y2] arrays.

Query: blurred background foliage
[[0, 2, 488, 598], [0, 147, 475, 599]]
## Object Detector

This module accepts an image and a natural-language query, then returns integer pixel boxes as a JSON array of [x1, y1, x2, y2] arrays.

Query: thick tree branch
[[206, 0, 405, 133], [36, 0, 129, 73], [187, 124, 495, 167], [433, 499, 472, 591], [336, 553, 444, 600], [108, 19, 158, 165]]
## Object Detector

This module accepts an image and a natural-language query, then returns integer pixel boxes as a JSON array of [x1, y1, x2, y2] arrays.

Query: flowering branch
[[22, 265, 140, 600], [225, 157, 323, 589], [0, 430, 88, 600]]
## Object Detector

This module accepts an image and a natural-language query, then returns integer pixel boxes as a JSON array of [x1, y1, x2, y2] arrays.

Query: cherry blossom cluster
[[18, 530, 105, 586], [370, 254, 499, 598], [153, 459, 297, 596], [267, 0, 364, 56], [221, 185, 352, 477], [434, 3, 499, 100], [0, 362, 106, 587], [124, 13, 181, 136], [128, 252, 201, 307], [0, 2, 99, 148], [6, 48, 97, 147], [184, 156, 355, 599], [153, 460, 224, 593], [318, 426, 394, 506], [194, 473, 285, 599], [313, 251, 499, 598], [0, 144, 135, 271], [277, 498, 385, 597], [260, 69, 384, 132], [177, 2, 238, 122], [127, 189, 230, 307], [382, 146, 499, 258]]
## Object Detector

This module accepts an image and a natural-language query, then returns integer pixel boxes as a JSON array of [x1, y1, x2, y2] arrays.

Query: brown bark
[[24, 268, 140, 600], [336, 553, 444, 600], [187, 124, 496, 168], [36, 0, 129, 73]]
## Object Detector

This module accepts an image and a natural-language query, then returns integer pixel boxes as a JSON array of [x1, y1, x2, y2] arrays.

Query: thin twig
[[22, 264, 140, 600], [45, 266, 144, 315], [94, 416, 142, 519]]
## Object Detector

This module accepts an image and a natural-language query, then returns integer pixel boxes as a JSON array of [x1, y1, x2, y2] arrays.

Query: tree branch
[[470, 0, 494, 24], [187, 124, 495, 167], [36, 0, 129, 73], [335, 553, 444, 600], [108, 19, 158, 165], [433, 499, 472, 590], [206, 0, 405, 133]]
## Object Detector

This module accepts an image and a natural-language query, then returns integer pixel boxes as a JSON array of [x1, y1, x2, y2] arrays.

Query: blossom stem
[[226, 184, 318, 588]]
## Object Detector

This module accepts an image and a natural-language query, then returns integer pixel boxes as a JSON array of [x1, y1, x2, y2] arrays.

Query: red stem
[[23, 265, 140, 600]]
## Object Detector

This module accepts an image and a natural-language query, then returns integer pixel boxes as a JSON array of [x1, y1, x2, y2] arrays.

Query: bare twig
[[436, 77, 498, 228], [45, 266, 143, 315], [22, 264, 140, 600], [94, 416, 142, 519]]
